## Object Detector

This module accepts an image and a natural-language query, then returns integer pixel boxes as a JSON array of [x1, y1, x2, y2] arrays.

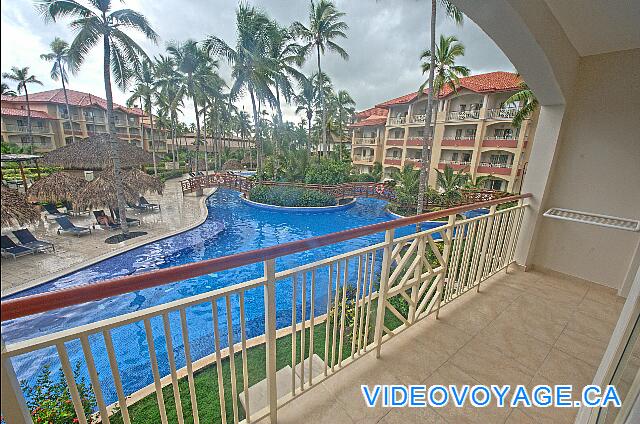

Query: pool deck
[[1, 178, 215, 297]]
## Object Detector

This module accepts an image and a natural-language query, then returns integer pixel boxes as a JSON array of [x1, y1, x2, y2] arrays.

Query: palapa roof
[[75, 174, 140, 210], [121, 169, 164, 195], [27, 172, 87, 203], [41, 133, 154, 170], [1, 185, 40, 228]]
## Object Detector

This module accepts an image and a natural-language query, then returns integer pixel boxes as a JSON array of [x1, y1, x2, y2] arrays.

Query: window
[[466, 129, 476, 137], [455, 129, 463, 139], [462, 153, 471, 162], [494, 128, 514, 139], [490, 154, 510, 166], [459, 104, 467, 112], [451, 152, 459, 162]]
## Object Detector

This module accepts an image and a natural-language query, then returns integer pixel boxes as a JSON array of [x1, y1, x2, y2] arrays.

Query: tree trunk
[[307, 111, 312, 154], [203, 105, 209, 175], [59, 60, 75, 144], [416, 0, 437, 222], [149, 103, 157, 175], [191, 75, 201, 173], [316, 45, 327, 157], [103, 33, 129, 236], [249, 88, 261, 178], [24, 87, 33, 154]]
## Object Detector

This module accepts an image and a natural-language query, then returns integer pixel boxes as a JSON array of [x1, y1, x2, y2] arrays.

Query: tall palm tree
[[435, 164, 469, 205], [333, 89, 355, 159], [38, 0, 158, 237], [293, 0, 349, 155], [416, 0, 464, 219], [2, 67, 43, 153], [1, 82, 17, 96], [293, 74, 317, 153], [128, 60, 158, 175], [166, 40, 209, 173], [41, 37, 78, 144], [204, 3, 277, 175], [154, 54, 184, 165], [505, 82, 538, 128]]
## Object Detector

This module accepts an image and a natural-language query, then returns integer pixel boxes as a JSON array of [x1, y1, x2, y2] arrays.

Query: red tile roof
[[4, 88, 144, 116], [349, 115, 387, 128], [355, 107, 388, 119], [1, 107, 56, 120], [376, 71, 522, 108]]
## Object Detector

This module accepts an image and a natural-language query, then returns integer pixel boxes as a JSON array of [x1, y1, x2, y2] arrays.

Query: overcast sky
[[1, 0, 515, 124]]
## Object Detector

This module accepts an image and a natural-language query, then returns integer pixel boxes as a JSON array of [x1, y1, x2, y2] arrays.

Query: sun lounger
[[113, 208, 141, 226], [1, 235, 35, 259], [93, 210, 120, 230], [43, 203, 68, 218], [12, 229, 55, 252], [55, 216, 91, 237], [138, 196, 160, 211]]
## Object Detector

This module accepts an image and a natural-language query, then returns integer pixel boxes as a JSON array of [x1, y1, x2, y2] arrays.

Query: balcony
[[353, 155, 374, 163], [85, 115, 106, 124], [406, 137, 428, 146], [114, 118, 127, 127], [487, 108, 519, 120], [438, 160, 472, 171], [409, 114, 426, 124], [447, 110, 480, 121], [3, 124, 50, 134], [477, 162, 513, 175], [386, 138, 404, 146], [353, 137, 378, 146], [63, 128, 83, 135], [60, 113, 82, 120], [388, 116, 406, 125], [482, 137, 518, 149], [441, 137, 476, 147], [384, 158, 403, 166]]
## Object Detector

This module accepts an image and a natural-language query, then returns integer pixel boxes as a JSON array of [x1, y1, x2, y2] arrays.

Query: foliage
[[435, 165, 469, 205], [249, 185, 336, 207], [505, 81, 538, 128], [391, 164, 420, 208], [144, 168, 184, 182], [21, 364, 96, 424], [304, 158, 351, 185]]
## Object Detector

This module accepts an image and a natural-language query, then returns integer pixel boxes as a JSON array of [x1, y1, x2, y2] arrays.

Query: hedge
[[248, 185, 337, 207]]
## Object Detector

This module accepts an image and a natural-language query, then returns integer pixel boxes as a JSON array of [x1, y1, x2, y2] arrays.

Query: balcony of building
[[3, 122, 52, 134], [477, 151, 515, 175], [352, 136, 379, 146]]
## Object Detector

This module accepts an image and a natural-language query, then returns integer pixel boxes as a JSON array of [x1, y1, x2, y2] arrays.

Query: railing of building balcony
[[388, 116, 406, 125], [410, 114, 426, 123], [4, 124, 50, 133], [487, 108, 519, 119], [478, 161, 512, 168], [353, 137, 377, 145], [353, 155, 374, 163], [85, 115, 106, 124], [61, 113, 81, 120], [447, 110, 480, 121], [439, 160, 472, 166], [0, 191, 530, 424], [484, 135, 516, 140]]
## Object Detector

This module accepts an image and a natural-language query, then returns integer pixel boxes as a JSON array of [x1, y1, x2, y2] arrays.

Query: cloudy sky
[[1, 0, 515, 123]]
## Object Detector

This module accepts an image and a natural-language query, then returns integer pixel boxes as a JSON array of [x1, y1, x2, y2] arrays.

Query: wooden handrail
[[0, 193, 531, 321]]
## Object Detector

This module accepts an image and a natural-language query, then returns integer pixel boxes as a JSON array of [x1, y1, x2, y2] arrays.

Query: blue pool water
[[2, 189, 445, 405]]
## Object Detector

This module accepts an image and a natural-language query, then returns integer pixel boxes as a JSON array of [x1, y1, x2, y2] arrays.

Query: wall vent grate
[[543, 208, 640, 232]]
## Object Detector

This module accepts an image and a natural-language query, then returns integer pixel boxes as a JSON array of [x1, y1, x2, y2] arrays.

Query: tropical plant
[[154, 54, 184, 165], [304, 157, 351, 184], [205, 4, 277, 176], [1, 82, 17, 96], [128, 59, 158, 174], [416, 0, 464, 220], [436, 164, 469, 204], [332, 89, 355, 158], [37, 0, 158, 237], [392, 164, 420, 209], [2, 67, 43, 153], [464, 174, 490, 190], [505, 81, 538, 128], [249, 184, 336, 207], [41, 37, 78, 144], [293, 74, 317, 152], [293, 0, 349, 155]]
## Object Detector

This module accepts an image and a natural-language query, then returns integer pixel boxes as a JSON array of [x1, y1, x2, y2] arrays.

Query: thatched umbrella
[[75, 175, 140, 210], [41, 133, 154, 170], [27, 172, 87, 204], [121, 169, 164, 195], [222, 159, 243, 171], [1, 185, 40, 228]]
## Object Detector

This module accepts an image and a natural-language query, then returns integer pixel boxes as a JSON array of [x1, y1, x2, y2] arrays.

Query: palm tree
[[293, 0, 349, 155], [435, 164, 469, 204], [333, 89, 355, 159], [293, 74, 317, 154], [128, 60, 158, 174], [505, 81, 538, 128], [2, 67, 43, 153], [392, 164, 420, 212], [166, 40, 209, 173], [416, 0, 464, 219], [38, 0, 158, 237], [154, 54, 183, 165], [204, 4, 277, 175], [41, 37, 78, 144], [1, 82, 17, 96]]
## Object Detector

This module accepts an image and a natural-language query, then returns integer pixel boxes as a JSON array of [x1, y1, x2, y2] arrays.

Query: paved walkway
[[256, 269, 626, 424], [1, 178, 214, 297]]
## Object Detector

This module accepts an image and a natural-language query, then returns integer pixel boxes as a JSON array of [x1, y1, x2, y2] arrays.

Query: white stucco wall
[[532, 49, 640, 289]]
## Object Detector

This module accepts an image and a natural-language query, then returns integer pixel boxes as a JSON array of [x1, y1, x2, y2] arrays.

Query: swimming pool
[[2, 188, 445, 405]]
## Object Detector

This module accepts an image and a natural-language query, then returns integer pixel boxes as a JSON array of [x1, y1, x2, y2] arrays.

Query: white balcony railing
[[353, 155, 374, 162], [447, 110, 480, 121], [0, 196, 528, 424], [439, 160, 472, 166], [353, 137, 377, 145], [484, 135, 516, 140], [388, 116, 406, 125], [4, 124, 50, 134], [487, 108, 519, 119], [479, 161, 512, 168]]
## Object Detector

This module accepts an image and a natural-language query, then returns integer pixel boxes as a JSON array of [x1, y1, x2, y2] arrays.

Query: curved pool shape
[[2, 189, 446, 405]]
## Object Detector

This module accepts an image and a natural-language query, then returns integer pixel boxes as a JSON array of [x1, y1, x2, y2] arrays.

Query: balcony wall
[[442, 138, 476, 147], [482, 138, 518, 148]]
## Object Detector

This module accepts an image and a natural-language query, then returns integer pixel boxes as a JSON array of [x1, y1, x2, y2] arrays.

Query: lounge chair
[[1, 235, 35, 259], [113, 208, 141, 226], [42, 203, 68, 219], [55, 216, 91, 237], [138, 196, 160, 211], [12, 229, 55, 253], [189, 172, 197, 178], [93, 210, 120, 230]]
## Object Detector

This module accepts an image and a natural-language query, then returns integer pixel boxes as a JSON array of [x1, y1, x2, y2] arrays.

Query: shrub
[[248, 185, 336, 207], [21, 364, 96, 424], [304, 159, 351, 185]]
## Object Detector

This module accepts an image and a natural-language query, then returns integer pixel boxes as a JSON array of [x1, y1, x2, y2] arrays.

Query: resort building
[[352, 71, 536, 192], [0, 89, 168, 153], [169, 133, 254, 152]]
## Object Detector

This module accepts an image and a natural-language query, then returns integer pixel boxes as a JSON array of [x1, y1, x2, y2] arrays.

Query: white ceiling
[[544, 0, 640, 56]]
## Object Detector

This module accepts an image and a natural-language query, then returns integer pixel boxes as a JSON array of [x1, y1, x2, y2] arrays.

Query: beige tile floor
[[257, 269, 625, 424], [1, 178, 214, 296]]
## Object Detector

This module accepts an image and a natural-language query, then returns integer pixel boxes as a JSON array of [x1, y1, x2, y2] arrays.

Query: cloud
[[1, 0, 514, 124]]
